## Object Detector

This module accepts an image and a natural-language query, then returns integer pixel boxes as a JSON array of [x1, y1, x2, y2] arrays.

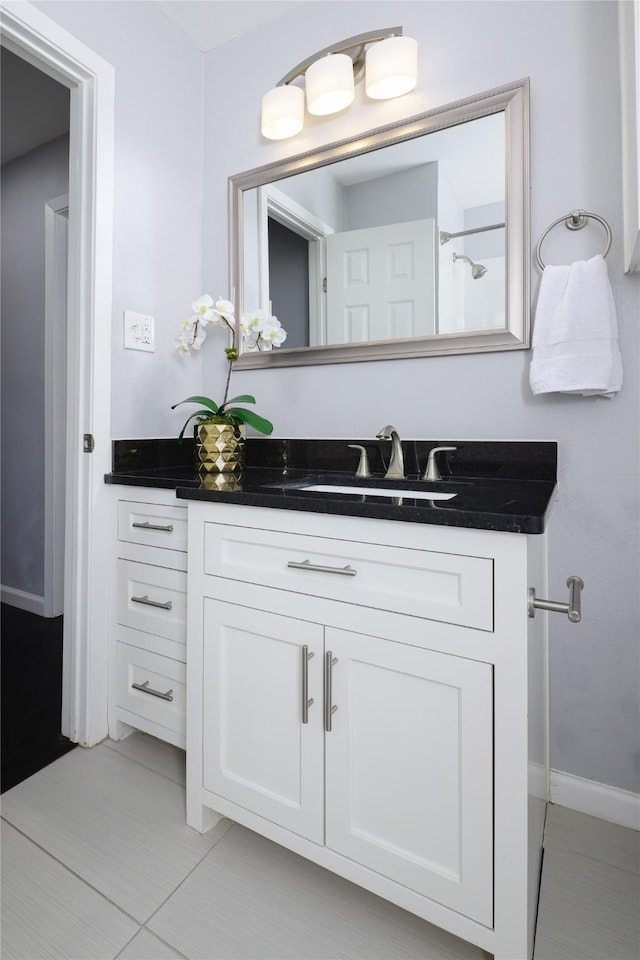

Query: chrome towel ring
[[535, 209, 612, 270]]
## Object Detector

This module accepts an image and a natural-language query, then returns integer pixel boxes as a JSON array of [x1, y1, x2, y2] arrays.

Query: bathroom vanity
[[102, 73, 547, 957], [106, 438, 558, 960]]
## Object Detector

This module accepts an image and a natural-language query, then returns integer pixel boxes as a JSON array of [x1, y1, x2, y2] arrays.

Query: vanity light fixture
[[261, 27, 418, 140]]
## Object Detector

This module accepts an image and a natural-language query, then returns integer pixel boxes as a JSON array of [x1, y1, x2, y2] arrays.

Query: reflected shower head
[[452, 251, 487, 279]]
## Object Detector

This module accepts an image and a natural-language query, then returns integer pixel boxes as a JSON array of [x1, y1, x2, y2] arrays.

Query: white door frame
[[1, 1, 114, 745], [44, 194, 69, 619], [257, 185, 333, 345]]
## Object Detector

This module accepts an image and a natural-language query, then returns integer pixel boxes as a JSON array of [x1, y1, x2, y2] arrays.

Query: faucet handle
[[422, 446, 457, 482], [348, 444, 372, 478]]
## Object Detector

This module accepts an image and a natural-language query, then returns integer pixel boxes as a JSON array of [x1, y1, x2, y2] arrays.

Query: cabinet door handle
[[324, 651, 338, 732], [287, 559, 357, 577], [131, 680, 174, 702], [301, 645, 315, 724], [132, 521, 174, 532], [131, 594, 173, 610]]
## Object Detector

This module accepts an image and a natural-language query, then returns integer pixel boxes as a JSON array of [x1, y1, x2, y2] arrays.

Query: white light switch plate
[[124, 310, 155, 352]]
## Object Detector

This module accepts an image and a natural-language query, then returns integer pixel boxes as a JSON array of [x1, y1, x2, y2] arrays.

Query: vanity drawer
[[118, 500, 187, 553], [117, 560, 187, 644], [203, 523, 493, 630], [116, 643, 185, 736]]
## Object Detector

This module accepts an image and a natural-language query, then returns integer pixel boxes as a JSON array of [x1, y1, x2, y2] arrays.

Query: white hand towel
[[529, 254, 623, 397]]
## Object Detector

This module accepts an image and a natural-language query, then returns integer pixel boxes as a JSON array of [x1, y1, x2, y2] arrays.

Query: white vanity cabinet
[[109, 487, 188, 748], [186, 501, 548, 960]]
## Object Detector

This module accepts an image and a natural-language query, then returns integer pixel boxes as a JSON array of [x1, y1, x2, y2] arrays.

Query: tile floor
[[1, 733, 638, 960]]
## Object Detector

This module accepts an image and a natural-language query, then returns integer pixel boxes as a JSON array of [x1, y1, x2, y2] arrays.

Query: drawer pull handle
[[287, 559, 357, 577], [324, 652, 338, 732], [301, 645, 315, 724], [132, 521, 174, 532], [131, 680, 174, 702], [528, 575, 584, 623], [131, 594, 173, 610]]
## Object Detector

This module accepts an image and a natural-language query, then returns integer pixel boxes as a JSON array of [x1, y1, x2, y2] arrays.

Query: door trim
[[1, 1, 115, 744], [44, 193, 68, 619], [257, 184, 333, 345]]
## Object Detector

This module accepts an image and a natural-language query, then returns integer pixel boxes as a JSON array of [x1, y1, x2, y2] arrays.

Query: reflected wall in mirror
[[231, 79, 529, 368]]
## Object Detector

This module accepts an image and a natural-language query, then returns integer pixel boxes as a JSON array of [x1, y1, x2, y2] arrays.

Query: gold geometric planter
[[196, 422, 245, 483]]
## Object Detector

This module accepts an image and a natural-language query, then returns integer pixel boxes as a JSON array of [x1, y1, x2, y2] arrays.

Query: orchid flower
[[240, 308, 267, 335], [191, 294, 215, 326], [173, 295, 287, 436], [176, 317, 207, 355], [261, 317, 287, 347], [214, 298, 235, 325]]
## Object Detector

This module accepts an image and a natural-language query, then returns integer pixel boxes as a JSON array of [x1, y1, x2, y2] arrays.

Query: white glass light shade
[[365, 36, 418, 100], [261, 85, 304, 140], [306, 53, 355, 116]]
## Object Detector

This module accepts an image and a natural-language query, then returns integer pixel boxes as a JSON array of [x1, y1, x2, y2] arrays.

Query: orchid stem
[[219, 318, 238, 408], [222, 357, 234, 407]]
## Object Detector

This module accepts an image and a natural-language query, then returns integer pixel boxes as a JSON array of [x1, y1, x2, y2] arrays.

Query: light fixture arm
[[274, 26, 403, 87]]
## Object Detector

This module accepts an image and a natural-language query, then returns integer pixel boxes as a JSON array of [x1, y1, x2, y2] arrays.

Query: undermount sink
[[296, 483, 457, 501]]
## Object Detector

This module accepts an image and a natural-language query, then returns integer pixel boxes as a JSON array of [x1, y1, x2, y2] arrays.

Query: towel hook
[[535, 209, 612, 271]]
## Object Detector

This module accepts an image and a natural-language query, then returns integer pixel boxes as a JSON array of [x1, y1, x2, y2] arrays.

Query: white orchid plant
[[172, 295, 287, 439]]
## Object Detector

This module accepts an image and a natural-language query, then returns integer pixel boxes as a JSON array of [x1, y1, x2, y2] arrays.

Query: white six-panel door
[[324, 628, 494, 927], [326, 218, 436, 344], [202, 600, 325, 843]]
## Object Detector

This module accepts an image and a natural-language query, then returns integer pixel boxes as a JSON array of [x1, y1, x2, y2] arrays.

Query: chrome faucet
[[376, 425, 405, 479], [422, 446, 457, 481]]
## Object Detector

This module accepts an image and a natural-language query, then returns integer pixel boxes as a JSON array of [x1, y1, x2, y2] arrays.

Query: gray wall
[[202, 1, 640, 793], [34, 0, 205, 439], [1, 135, 69, 598], [346, 163, 438, 230], [277, 164, 347, 233]]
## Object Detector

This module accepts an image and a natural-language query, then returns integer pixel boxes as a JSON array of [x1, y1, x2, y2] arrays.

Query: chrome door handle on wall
[[132, 521, 174, 532], [528, 576, 584, 623], [287, 559, 357, 577], [131, 594, 173, 610], [324, 652, 338, 732], [301, 645, 315, 724], [131, 680, 174, 701]]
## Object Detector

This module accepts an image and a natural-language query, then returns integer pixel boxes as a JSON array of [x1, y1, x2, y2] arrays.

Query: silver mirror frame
[[230, 78, 529, 369]]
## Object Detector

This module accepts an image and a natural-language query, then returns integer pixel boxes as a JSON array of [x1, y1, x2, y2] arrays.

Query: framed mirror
[[230, 78, 529, 368]]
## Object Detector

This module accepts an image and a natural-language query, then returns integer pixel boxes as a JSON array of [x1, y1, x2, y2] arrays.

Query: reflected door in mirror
[[325, 218, 436, 344]]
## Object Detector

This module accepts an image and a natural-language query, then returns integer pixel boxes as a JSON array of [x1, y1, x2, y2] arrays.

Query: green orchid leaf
[[223, 394, 256, 406], [225, 407, 274, 435], [171, 395, 219, 414]]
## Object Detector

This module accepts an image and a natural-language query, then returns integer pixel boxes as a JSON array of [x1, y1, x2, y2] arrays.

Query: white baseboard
[[1, 585, 45, 616], [550, 768, 640, 831], [529, 761, 549, 801]]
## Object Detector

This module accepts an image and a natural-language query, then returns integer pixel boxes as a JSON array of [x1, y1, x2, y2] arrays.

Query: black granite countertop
[[105, 438, 557, 534]]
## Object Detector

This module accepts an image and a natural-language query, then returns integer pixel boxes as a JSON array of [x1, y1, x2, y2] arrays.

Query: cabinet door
[[325, 629, 493, 926], [203, 600, 324, 843]]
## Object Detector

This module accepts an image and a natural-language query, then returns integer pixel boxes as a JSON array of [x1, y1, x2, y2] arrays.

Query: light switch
[[124, 310, 155, 352]]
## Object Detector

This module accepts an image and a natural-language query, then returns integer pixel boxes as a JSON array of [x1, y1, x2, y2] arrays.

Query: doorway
[[1, 2, 115, 766], [267, 216, 310, 349], [0, 52, 73, 790]]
